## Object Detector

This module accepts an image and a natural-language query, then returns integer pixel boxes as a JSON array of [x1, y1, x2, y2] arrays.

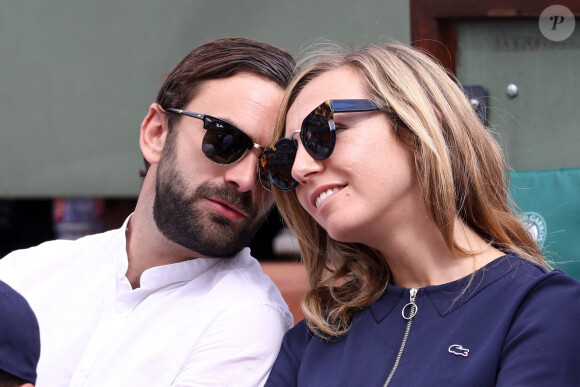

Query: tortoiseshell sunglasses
[[258, 99, 379, 191]]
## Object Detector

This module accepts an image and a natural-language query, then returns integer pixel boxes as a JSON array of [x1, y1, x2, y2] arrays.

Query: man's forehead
[[185, 73, 284, 143]]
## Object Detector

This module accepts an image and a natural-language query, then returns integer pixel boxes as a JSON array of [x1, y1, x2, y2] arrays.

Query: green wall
[[0, 0, 410, 197], [456, 19, 580, 171]]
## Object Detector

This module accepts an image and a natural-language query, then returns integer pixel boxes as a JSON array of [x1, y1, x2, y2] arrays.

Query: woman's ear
[[140, 103, 169, 165]]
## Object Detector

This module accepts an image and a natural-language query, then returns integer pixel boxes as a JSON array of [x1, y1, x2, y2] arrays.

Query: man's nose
[[223, 149, 261, 193]]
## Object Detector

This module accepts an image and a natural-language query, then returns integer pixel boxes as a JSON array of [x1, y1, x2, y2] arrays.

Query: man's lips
[[206, 197, 248, 221]]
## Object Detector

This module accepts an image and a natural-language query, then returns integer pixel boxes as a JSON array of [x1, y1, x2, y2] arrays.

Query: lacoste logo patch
[[448, 344, 469, 357]]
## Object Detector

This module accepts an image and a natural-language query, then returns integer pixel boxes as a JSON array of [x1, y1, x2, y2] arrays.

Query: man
[[0, 280, 40, 387], [0, 38, 295, 386]]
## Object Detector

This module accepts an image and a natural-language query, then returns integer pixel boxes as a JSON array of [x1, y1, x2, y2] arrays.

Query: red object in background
[[52, 198, 104, 240]]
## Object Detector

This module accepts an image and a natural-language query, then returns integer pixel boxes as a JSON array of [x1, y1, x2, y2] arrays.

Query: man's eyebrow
[[202, 113, 240, 131], [204, 113, 233, 128], [210, 114, 262, 143], [204, 113, 239, 128]]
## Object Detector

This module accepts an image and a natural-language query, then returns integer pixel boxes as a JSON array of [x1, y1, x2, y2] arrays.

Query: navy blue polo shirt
[[266, 254, 580, 386]]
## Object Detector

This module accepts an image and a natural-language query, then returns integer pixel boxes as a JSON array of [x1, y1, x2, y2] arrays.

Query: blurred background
[[0, 1, 578, 283]]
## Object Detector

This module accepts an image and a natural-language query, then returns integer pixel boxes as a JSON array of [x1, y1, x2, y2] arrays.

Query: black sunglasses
[[165, 108, 264, 165], [258, 99, 379, 191]]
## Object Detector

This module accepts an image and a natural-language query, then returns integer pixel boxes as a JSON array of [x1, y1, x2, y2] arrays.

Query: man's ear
[[140, 103, 169, 165]]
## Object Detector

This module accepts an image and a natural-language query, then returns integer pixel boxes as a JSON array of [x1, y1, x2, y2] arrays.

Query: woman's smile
[[315, 186, 344, 208]]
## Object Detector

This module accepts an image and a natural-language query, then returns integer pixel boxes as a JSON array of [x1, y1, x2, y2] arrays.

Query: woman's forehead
[[285, 67, 367, 135]]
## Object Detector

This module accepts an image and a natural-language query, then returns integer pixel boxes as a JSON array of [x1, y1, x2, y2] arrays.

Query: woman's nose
[[291, 141, 324, 185]]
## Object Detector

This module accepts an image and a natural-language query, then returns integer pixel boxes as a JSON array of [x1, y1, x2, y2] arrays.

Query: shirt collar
[[423, 253, 525, 317], [114, 214, 252, 290], [370, 253, 527, 323], [115, 214, 131, 283], [139, 257, 221, 289]]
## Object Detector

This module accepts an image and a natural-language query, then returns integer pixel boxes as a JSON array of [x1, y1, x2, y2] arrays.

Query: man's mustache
[[195, 183, 258, 219]]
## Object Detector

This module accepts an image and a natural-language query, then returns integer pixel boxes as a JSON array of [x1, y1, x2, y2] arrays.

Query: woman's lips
[[314, 186, 344, 208]]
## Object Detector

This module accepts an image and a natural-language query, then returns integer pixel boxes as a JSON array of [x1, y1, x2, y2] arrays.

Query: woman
[[259, 43, 580, 386]]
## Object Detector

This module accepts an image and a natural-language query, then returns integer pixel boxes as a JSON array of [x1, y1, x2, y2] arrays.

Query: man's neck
[[124, 198, 200, 289]]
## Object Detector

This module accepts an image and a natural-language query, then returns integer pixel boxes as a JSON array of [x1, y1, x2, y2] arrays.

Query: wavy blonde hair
[[271, 43, 544, 338]]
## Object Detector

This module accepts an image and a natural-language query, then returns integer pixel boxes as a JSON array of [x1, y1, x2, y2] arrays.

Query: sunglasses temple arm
[[331, 99, 379, 112]]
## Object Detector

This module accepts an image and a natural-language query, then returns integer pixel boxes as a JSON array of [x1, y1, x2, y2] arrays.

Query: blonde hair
[[272, 43, 544, 338]]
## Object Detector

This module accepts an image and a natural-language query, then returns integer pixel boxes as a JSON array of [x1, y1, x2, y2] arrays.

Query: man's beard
[[153, 148, 268, 258]]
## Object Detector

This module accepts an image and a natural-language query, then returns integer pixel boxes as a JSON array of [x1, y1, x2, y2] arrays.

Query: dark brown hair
[[140, 37, 295, 176]]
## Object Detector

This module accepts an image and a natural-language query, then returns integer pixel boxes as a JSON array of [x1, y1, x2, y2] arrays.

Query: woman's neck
[[376, 216, 504, 289]]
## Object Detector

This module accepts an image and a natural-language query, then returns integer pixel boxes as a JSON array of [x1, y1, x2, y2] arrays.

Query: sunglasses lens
[[301, 104, 334, 160], [202, 123, 251, 164], [260, 138, 298, 191], [258, 166, 272, 191]]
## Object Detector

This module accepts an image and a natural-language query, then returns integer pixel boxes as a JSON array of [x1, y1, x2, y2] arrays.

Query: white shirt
[[0, 217, 293, 387]]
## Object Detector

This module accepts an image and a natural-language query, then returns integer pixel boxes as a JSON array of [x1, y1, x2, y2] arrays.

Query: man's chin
[[168, 223, 259, 259]]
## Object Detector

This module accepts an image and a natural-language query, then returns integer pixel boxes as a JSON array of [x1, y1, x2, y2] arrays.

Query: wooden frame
[[410, 0, 580, 74]]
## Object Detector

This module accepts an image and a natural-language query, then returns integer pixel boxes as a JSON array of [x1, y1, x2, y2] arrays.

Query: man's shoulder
[[210, 250, 280, 296], [200, 250, 291, 314], [3, 228, 121, 259], [0, 228, 123, 279]]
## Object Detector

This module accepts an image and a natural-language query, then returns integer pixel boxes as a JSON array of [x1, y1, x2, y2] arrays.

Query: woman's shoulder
[[515, 263, 580, 308], [496, 255, 580, 384], [424, 252, 580, 318], [496, 253, 580, 328], [498, 252, 580, 291], [265, 320, 315, 386], [282, 319, 314, 349]]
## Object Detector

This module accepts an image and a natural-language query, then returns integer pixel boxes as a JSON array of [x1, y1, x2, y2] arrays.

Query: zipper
[[383, 288, 418, 387]]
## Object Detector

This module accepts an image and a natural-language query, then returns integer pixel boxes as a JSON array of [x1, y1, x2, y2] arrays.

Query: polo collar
[[370, 253, 527, 323]]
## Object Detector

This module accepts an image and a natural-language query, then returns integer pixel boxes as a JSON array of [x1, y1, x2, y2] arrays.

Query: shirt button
[[115, 302, 127, 313]]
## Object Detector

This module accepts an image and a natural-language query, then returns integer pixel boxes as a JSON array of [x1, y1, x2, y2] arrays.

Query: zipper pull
[[401, 288, 418, 320], [384, 288, 419, 386]]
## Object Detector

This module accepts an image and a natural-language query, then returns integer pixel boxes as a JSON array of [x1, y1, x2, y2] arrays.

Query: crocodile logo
[[448, 344, 469, 357]]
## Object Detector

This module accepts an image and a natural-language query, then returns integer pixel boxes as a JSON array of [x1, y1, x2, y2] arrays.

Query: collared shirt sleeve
[[173, 303, 292, 387], [496, 271, 580, 385]]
